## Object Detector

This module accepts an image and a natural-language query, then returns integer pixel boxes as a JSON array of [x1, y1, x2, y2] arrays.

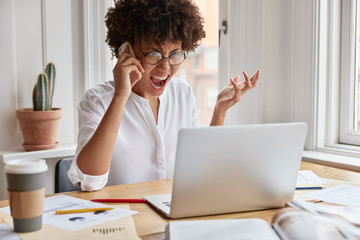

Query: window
[[339, 0, 360, 146], [175, 0, 219, 126], [313, 0, 360, 157]]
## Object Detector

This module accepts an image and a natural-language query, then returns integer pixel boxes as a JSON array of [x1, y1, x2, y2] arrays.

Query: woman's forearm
[[77, 95, 128, 175], [210, 103, 226, 126]]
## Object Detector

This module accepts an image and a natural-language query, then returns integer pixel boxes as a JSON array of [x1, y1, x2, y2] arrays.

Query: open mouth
[[150, 75, 169, 89]]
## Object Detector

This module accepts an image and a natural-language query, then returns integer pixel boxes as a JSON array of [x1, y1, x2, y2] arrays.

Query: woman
[[68, 0, 260, 191]]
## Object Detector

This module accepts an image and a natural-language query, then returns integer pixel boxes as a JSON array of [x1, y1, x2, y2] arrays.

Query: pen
[[55, 207, 114, 214], [91, 199, 146, 203], [295, 186, 322, 190]]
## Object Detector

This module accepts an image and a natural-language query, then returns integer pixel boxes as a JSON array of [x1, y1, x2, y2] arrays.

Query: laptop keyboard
[[162, 201, 171, 208]]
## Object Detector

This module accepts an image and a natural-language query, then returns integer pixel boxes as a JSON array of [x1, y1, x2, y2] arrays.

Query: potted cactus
[[16, 62, 63, 151]]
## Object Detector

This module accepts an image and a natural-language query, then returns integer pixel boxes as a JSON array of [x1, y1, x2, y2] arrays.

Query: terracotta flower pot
[[16, 108, 63, 151]]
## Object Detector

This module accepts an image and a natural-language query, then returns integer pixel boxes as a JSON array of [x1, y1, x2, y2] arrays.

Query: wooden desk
[[0, 161, 359, 239]]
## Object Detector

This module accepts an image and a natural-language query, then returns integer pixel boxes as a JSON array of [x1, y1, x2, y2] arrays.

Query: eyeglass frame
[[136, 47, 186, 66]]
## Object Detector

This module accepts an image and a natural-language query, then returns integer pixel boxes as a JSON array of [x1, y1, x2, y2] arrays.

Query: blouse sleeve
[[67, 156, 109, 191], [67, 84, 114, 191]]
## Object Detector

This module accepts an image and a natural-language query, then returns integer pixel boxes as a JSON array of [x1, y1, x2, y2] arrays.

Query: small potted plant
[[16, 62, 63, 151]]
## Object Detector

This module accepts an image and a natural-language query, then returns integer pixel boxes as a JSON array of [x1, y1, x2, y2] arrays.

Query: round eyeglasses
[[137, 47, 186, 66]]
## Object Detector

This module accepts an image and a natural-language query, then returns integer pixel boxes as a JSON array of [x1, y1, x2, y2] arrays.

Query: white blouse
[[68, 78, 198, 191]]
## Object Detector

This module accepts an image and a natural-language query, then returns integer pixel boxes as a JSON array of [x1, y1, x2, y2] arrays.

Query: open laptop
[[144, 122, 308, 219]]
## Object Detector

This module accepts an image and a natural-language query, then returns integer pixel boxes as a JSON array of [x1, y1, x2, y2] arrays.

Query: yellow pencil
[[55, 207, 114, 214]]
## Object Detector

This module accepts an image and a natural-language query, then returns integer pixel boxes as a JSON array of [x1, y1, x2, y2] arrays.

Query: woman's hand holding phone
[[113, 42, 144, 98]]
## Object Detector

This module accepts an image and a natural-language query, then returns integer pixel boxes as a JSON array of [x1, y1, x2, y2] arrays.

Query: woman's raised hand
[[216, 69, 261, 111], [210, 69, 261, 126]]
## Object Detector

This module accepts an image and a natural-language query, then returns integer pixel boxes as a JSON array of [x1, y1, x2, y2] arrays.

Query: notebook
[[144, 122, 308, 219]]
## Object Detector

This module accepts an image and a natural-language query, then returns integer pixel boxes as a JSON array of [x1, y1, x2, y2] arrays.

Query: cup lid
[[5, 159, 48, 174]]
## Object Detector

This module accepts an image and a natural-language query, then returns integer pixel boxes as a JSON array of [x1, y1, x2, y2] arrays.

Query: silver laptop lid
[[169, 122, 307, 218]]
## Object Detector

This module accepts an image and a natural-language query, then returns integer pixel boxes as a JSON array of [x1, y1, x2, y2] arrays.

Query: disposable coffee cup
[[5, 158, 48, 232]]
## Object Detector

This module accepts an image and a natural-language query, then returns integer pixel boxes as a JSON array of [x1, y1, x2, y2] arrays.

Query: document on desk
[[166, 219, 279, 240], [2, 205, 140, 240], [286, 199, 360, 226], [0, 195, 138, 231], [296, 170, 326, 186], [302, 184, 360, 207]]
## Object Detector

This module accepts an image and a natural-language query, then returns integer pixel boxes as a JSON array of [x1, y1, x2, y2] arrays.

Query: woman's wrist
[[210, 102, 226, 126], [113, 88, 131, 101], [112, 91, 131, 106]]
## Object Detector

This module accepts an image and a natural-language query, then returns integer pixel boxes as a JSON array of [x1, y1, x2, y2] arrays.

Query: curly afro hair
[[105, 0, 206, 58]]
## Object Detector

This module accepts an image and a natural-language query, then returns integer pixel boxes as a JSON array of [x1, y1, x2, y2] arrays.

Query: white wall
[[0, 0, 84, 151], [219, 0, 315, 149]]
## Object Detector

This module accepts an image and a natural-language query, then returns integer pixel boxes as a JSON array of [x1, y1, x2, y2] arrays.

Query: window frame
[[314, 0, 360, 157], [339, 0, 360, 146]]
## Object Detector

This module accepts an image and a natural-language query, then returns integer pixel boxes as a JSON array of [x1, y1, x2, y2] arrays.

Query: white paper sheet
[[296, 170, 326, 185], [302, 184, 360, 207], [0, 195, 138, 231], [167, 219, 280, 240], [287, 199, 360, 226], [0, 224, 21, 240]]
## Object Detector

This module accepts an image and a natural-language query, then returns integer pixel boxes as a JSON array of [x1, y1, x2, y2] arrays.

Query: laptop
[[144, 122, 308, 219]]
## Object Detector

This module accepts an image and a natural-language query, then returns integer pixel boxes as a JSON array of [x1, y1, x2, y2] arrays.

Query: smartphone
[[117, 42, 142, 86], [118, 42, 136, 57]]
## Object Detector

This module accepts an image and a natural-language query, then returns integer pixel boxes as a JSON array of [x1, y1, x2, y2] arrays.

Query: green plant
[[32, 62, 56, 111]]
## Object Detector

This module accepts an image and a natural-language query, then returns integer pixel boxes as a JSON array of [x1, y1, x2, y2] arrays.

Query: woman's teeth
[[151, 75, 168, 88], [152, 76, 168, 81]]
